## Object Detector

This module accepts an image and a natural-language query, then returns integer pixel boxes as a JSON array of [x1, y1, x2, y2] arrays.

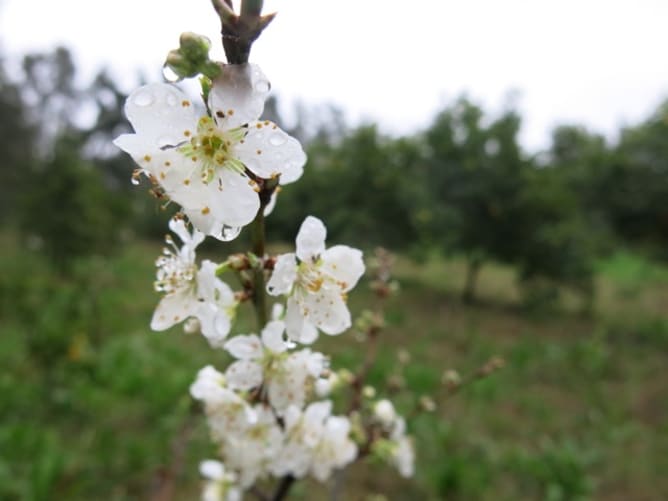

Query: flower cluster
[[116, 14, 415, 499]]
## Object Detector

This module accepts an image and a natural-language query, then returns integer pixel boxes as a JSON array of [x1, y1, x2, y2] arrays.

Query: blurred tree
[[19, 133, 126, 270], [602, 101, 668, 258], [422, 97, 528, 302], [0, 56, 36, 223]]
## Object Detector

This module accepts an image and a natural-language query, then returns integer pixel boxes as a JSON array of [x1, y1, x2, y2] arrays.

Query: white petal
[[178, 169, 260, 233], [261, 320, 288, 353], [150, 290, 198, 331], [208, 63, 269, 129], [118, 83, 198, 152], [284, 296, 318, 343], [321, 245, 365, 292], [264, 191, 278, 216], [296, 216, 326, 261], [268, 377, 306, 413], [301, 288, 351, 335], [267, 253, 297, 295], [199, 460, 225, 480], [198, 304, 232, 348], [197, 260, 235, 306], [235, 122, 306, 183], [223, 334, 263, 360], [225, 359, 263, 391], [169, 217, 205, 249], [304, 400, 332, 426]]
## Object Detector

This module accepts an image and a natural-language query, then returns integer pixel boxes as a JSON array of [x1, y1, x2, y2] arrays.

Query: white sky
[[3, 0, 668, 149]]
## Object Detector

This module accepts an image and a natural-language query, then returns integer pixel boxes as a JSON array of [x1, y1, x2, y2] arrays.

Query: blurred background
[[1, 1, 667, 500]]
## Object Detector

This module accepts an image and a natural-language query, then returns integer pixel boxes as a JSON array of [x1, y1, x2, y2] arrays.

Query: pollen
[[181, 100, 191, 107], [191, 156, 198, 162], [184, 130, 191, 137], [164, 161, 171, 167], [201, 206, 210, 215], [256, 123, 263, 129], [183, 179, 190, 185], [160, 172, 166, 179], [227, 109, 234, 116], [256, 149, 262, 155], [143, 154, 152, 162]]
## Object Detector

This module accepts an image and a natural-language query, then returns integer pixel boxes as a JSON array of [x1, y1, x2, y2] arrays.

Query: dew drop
[[268, 133, 286, 146], [255, 78, 271, 93], [162, 65, 182, 83], [133, 91, 154, 107], [166, 93, 178, 107], [157, 135, 179, 148], [220, 225, 242, 242]]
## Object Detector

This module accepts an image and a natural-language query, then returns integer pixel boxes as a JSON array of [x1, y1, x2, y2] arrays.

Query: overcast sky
[[3, 0, 668, 149]]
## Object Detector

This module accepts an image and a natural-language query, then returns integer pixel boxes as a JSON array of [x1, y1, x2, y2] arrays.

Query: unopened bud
[[373, 399, 397, 427], [179, 32, 211, 58], [397, 349, 411, 365], [441, 369, 461, 389], [363, 386, 377, 399], [419, 395, 437, 412]]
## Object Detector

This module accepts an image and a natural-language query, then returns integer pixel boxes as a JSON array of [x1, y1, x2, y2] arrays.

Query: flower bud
[[373, 399, 397, 428], [179, 32, 211, 59]]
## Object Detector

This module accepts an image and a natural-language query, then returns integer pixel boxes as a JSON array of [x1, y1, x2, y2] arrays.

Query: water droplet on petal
[[157, 135, 179, 148], [162, 65, 182, 83], [133, 91, 154, 107], [255, 78, 270, 93], [269, 133, 286, 146], [220, 225, 241, 241], [166, 93, 178, 107]]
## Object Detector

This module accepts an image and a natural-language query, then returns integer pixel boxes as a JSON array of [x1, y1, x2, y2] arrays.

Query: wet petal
[[267, 253, 297, 295], [208, 64, 269, 129], [235, 122, 306, 183], [296, 216, 326, 262], [261, 320, 288, 353], [119, 83, 198, 152]]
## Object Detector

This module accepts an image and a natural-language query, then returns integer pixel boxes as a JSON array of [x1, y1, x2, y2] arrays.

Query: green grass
[[1, 234, 668, 500]]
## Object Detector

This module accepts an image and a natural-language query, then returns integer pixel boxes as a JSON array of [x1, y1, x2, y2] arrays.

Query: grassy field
[[1, 232, 667, 500]]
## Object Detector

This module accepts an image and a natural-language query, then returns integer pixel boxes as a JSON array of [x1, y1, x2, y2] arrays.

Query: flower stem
[[250, 205, 268, 328]]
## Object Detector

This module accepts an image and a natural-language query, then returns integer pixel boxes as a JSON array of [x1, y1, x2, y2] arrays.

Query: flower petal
[[261, 320, 288, 353], [150, 290, 198, 331], [267, 253, 297, 295], [284, 296, 318, 343], [224, 334, 263, 360], [301, 288, 351, 335], [296, 216, 326, 262], [225, 359, 263, 391], [235, 122, 306, 183], [117, 83, 198, 152], [321, 245, 365, 292], [208, 64, 269, 129]]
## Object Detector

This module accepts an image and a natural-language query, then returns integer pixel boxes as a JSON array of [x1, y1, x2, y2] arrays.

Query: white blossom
[[114, 64, 306, 240], [266, 216, 365, 343], [190, 365, 256, 440], [222, 404, 283, 488], [272, 401, 357, 481], [223, 321, 326, 413], [373, 399, 398, 428], [151, 218, 237, 347], [199, 460, 242, 501]]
